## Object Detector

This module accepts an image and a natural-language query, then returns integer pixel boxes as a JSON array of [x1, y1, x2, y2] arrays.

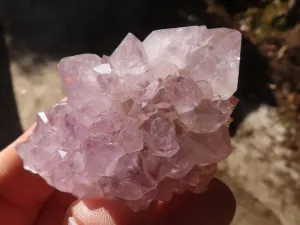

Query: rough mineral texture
[[16, 26, 241, 211]]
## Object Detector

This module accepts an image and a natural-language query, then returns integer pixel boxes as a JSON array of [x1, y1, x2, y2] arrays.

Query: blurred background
[[0, 0, 299, 224]]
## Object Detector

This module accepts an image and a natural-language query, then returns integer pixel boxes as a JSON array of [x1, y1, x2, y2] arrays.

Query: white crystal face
[[143, 26, 241, 99], [16, 26, 241, 211]]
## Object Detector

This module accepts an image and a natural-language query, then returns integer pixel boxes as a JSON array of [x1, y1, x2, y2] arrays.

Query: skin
[[0, 126, 236, 225]]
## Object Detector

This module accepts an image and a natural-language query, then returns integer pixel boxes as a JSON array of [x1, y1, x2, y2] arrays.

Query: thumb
[[64, 198, 130, 225]]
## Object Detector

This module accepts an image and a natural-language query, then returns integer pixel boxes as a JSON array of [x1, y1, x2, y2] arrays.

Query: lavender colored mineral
[[17, 26, 241, 211]]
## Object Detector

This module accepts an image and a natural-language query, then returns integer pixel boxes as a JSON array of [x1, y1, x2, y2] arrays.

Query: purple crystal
[[16, 26, 241, 211]]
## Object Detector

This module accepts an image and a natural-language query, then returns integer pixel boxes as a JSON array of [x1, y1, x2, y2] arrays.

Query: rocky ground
[[219, 106, 300, 225]]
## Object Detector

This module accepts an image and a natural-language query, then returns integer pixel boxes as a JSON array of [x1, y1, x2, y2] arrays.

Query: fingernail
[[66, 199, 129, 225], [75, 201, 116, 225], [68, 217, 77, 225]]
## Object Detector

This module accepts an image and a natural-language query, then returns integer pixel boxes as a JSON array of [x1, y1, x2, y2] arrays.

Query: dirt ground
[[10, 58, 300, 225]]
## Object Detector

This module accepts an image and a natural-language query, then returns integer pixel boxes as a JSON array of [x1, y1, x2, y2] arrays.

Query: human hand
[[0, 127, 236, 225]]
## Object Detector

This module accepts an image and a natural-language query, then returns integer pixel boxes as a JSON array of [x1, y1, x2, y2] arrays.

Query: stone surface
[[16, 26, 241, 211], [218, 105, 300, 225]]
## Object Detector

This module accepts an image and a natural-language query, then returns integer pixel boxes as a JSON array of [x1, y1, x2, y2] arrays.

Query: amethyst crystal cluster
[[17, 26, 241, 211]]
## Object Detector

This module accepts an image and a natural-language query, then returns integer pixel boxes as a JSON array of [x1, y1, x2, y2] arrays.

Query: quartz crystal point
[[16, 26, 241, 211]]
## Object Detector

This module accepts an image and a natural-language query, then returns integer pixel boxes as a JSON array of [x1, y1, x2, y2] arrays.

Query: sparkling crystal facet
[[16, 26, 241, 211]]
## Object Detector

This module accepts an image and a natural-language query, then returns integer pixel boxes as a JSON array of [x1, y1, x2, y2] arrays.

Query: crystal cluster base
[[17, 26, 241, 211]]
